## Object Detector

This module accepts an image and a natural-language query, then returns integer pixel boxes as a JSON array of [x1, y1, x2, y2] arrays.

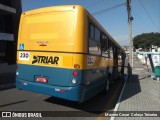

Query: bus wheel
[[102, 77, 110, 94]]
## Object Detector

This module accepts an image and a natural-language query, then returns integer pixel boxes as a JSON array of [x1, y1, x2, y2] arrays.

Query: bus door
[[109, 43, 118, 83], [113, 46, 119, 80]]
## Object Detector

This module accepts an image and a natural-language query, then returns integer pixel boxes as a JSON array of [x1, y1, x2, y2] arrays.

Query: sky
[[21, 0, 160, 46]]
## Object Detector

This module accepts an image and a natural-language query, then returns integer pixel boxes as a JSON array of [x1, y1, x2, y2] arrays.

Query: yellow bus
[[16, 5, 126, 102]]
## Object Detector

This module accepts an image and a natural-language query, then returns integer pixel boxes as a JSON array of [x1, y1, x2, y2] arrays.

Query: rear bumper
[[16, 78, 85, 102]]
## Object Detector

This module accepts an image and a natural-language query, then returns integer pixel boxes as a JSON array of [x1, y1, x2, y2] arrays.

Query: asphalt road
[[0, 79, 124, 120]]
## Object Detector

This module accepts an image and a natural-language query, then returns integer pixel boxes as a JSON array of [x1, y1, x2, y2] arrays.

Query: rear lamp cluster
[[16, 65, 19, 75], [72, 71, 78, 84]]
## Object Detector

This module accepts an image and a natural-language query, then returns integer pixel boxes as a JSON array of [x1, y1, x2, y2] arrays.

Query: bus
[[16, 5, 126, 102]]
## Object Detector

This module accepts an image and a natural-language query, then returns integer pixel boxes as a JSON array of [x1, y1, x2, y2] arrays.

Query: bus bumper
[[16, 78, 85, 102]]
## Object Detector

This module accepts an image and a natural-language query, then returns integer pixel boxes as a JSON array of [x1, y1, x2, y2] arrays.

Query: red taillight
[[16, 65, 18, 69], [60, 89, 66, 92], [19, 82, 24, 84], [73, 71, 78, 77], [19, 82, 27, 85], [55, 88, 67, 92]]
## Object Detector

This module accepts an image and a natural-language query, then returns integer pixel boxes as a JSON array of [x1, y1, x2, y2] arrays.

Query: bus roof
[[22, 5, 83, 16]]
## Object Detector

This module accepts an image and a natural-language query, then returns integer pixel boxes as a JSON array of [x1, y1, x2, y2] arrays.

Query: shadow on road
[[44, 79, 123, 115], [0, 100, 27, 108], [44, 72, 142, 115], [120, 74, 141, 102]]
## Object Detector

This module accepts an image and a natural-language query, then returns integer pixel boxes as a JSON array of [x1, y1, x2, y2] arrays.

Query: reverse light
[[72, 79, 77, 84], [16, 71, 19, 76], [72, 71, 78, 77]]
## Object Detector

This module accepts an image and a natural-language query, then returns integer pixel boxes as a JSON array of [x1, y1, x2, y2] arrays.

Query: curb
[[110, 74, 128, 120]]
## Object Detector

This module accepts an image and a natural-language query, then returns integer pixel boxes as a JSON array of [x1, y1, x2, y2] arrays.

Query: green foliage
[[133, 32, 160, 51]]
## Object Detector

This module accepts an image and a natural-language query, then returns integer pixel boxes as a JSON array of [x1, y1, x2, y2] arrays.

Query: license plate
[[36, 76, 48, 83]]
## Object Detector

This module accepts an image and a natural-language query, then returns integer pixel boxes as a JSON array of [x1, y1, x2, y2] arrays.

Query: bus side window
[[89, 23, 101, 55], [118, 49, 122, 72], [101, 34, 109, 57], [95, 27, 100, 42], [89, 23, 94, 40], [109, 41, 113, 58], [113, 45, 117, 58], [95, 27, 101, 54]]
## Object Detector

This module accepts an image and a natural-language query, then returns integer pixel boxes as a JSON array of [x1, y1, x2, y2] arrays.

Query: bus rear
[[16, 6, 87, 102]]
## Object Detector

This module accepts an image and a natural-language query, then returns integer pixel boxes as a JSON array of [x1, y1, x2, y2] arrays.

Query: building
[[0, 0, 22, 64], [151, 45, 160, 52]]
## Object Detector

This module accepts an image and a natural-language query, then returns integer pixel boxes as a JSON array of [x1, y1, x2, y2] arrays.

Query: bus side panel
[[73, 6, 88, 53], [83, 68, 106, 101], [83, 56, 110, 101]]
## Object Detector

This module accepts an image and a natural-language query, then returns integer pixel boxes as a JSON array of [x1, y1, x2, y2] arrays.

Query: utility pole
[[127, 0, 133, 67]]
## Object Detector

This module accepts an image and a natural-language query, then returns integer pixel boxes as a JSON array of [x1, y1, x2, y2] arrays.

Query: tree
[[133, 32, 160, 51]]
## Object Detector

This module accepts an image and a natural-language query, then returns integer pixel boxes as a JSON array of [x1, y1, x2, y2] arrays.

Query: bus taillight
[[16, 65, 18, 69], [16, 65, 19, 75], [72, 71, 78, 77]]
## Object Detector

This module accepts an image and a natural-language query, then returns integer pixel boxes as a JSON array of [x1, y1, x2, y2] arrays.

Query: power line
[[92, 2, 126, 16], [86, 0, 105, 9], [138, 0, 159, 31], [132, 10, 147, 23]]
